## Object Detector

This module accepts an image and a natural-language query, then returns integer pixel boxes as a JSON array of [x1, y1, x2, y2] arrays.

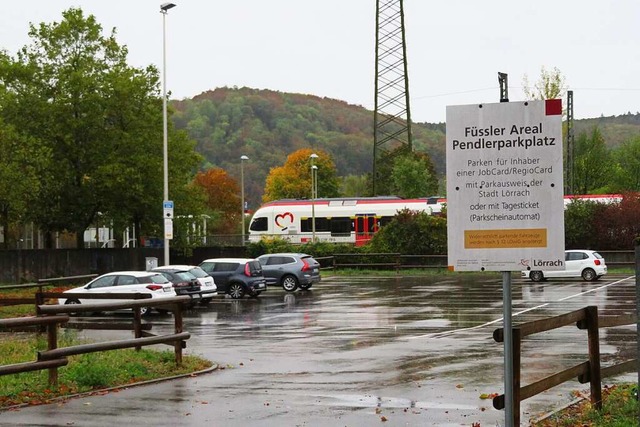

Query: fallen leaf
[[479, 392, 499, 400], [380, 416, 388, 422]]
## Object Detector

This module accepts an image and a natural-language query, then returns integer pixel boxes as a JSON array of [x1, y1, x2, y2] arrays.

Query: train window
[[315, 218, 329, 231], [330, 217, 352, 236], [301, 217, 329, 232], [249, 217, 268, 232]]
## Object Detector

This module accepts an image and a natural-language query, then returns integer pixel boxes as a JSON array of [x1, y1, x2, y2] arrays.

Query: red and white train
[[248, 194, 621, 245]]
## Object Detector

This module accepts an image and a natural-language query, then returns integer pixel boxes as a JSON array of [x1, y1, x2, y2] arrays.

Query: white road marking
[[406, 276, 635, 340]]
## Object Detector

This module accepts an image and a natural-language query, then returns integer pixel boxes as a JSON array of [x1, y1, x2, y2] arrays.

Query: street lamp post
[[311, 166, 318, 241], [160, 2, 176, 265], [310, 153, 318, 242], [240, 155, 249, 245]]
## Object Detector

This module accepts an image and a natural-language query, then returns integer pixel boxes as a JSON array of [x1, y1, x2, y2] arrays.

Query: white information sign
[[164, 218, 173, 240], [446, 100, 565, 271]]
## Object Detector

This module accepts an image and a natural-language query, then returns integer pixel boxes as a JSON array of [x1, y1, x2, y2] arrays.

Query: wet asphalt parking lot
[[1, 272, 637, 426]]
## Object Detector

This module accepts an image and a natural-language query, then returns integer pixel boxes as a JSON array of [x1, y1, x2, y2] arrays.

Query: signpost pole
[[445, 98, 564, 427], [503, 271, 514, 426], [499, 76, 514, 427]]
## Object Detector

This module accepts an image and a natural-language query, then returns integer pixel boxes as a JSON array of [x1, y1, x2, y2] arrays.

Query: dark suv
[[257, 253, 321, 292], [198, 258, 267, 299]]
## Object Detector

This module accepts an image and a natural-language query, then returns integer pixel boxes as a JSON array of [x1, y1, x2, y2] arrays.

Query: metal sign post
[[445, 99, 565, 427], [502, 271, 514, 426]]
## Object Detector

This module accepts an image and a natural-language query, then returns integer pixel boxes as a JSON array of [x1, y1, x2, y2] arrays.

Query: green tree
[[573, 127, 612, 194], [522, 66, 567, 100], [390, 152, 439, 198], [0, 120, 49, 248], [341, 174, 372, 197], [609, 136, 640, 192], [0, 8, 201, 247], [564, 199, 605, 249]]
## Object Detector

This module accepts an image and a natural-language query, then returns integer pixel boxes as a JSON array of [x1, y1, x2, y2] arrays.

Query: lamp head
[[309, 153, 318, 159], [160, 3, 177, 12], [241, 155, 249, 161]]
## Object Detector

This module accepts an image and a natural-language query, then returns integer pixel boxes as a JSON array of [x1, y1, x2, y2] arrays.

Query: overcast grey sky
[[2, 1, 639, 123]]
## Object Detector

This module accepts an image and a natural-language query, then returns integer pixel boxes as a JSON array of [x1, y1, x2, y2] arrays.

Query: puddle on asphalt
[[313, 393, 478, 410]]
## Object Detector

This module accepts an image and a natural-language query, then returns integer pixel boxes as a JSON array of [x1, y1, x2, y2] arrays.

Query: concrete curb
[[0, 363, 219, 412]]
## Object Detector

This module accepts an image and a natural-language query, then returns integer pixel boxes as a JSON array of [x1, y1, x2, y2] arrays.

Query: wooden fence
[[0, 293, 191, 386], [492, 306, 637, 425]]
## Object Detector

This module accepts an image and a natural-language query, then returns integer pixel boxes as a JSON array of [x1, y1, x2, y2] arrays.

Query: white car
[[59, 271, 177, 315], [522, 250, 607, 282]]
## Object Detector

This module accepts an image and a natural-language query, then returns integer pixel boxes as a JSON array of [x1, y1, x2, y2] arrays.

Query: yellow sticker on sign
[[464, 229, 547, 249]]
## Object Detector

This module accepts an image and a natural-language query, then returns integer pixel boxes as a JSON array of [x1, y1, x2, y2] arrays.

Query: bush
[[246, 238, 361, 258], [566, 193, 640, 250], [367, 209, 447, 255]]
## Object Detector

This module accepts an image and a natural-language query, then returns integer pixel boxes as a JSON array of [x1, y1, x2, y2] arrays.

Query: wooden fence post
[[585, 305, 602, 409], [174, 303, 183, 366], [46, 321, 58, 386]]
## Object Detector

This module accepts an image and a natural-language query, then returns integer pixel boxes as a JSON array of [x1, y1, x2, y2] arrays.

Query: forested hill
[[171, 87, 445, 204], [171, 87, 639, 203], [574, 112, 640, 146]]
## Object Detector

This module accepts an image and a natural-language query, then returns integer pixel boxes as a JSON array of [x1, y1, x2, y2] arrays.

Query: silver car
[[257, 253, 321, 292]]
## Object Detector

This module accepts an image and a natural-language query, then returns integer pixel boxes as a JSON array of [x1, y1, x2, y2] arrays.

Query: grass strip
[[0, 330, 212, 409]]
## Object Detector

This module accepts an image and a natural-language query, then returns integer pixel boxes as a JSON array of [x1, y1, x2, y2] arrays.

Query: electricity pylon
[[372, 0, 413, 195]]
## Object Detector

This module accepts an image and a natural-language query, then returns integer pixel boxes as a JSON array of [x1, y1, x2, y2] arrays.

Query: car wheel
[[64, 299, 81, 316], [281, 275, 299, 292], [249, 291, 262, 298], [299, 283, 312, 290], [139, 306, 151, 316], [582, 268, 597, 281], [228, 283, 245, 299], [529, 271, 544, 282]]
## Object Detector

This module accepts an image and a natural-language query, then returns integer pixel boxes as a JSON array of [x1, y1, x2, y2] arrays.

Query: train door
[[354, 214, 378, 246]]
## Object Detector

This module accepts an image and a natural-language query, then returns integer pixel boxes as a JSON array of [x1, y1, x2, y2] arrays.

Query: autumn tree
[[262, 148, 340, 202], [193, 168, 241, 233]]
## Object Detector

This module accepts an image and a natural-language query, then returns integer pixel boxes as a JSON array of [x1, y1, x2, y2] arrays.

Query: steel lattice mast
[[373, 0, 413, 195]]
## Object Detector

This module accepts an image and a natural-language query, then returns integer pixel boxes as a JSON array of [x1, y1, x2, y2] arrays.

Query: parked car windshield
[[188, 267, 209, 278], [175, 272, 196, 281], [147, 274, 171, 284]]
